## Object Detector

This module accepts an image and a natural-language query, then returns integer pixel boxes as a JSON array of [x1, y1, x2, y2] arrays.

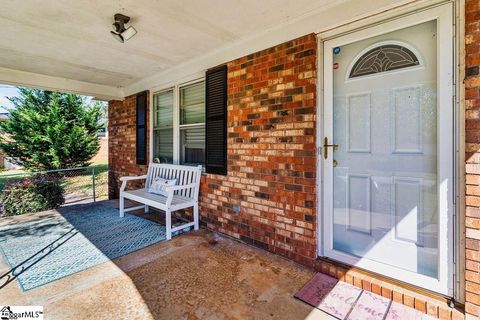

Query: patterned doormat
[[0, 204, 188, 291], [295, 273, 430, 320]]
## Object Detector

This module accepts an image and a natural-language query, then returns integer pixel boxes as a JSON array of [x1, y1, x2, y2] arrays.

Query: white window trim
[[150, 77, 205, 165]]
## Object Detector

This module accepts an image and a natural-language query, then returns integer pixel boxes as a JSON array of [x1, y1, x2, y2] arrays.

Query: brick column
[[108, 93, 149, 199], [465, 1, 480, 318]]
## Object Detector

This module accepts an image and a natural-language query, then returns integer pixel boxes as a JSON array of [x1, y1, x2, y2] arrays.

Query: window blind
[[181, 126, 205, 165], [180, 81, 205, 125], [153, 90, 174, 163]]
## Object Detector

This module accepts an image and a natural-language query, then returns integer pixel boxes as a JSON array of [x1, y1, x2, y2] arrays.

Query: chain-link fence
[[0, 165, 108, 207]]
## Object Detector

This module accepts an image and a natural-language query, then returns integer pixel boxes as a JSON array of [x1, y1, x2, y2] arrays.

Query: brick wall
[[108, 35, 317, 264], [108, 93, 149, 199], [200, 34, 317, 266], [465, 1, 480, 319]]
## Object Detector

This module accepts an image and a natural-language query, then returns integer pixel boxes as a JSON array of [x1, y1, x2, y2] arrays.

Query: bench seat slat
[[124, 189, 194, 207]]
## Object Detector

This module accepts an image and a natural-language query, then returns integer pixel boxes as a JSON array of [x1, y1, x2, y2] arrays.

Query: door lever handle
[[323, 137, 338, 160]]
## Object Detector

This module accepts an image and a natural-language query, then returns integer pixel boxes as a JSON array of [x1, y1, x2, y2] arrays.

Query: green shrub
[[0, 175, 65, 216]]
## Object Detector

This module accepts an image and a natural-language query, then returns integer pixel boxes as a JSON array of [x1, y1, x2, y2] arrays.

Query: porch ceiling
[[0, 0, 336, 98], [0, 0, 412, 99]]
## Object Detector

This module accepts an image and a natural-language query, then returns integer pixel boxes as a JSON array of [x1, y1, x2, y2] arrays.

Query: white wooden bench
[[119, 163, 202, 240]]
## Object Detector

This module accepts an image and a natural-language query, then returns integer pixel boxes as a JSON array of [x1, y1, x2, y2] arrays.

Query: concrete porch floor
[[0, 201, 333, 320]]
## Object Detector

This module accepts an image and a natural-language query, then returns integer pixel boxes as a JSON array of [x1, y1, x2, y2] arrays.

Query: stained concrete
[[0, 202, 334, 320]]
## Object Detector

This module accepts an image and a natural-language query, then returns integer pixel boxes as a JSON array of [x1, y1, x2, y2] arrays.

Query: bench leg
[[144, 205, 149, 213], [119, 194, 125, 217], [194, 203, 199, 230], [166, 209, 172, 240]]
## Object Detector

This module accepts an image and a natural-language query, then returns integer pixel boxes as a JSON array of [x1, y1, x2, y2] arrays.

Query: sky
[[0, 85, 19, 112]]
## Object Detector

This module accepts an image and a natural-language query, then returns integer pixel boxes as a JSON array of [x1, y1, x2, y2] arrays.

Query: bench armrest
[[120, 175, 147, 182], [164, 183, 198, 207], [120, 175, 148, 192]]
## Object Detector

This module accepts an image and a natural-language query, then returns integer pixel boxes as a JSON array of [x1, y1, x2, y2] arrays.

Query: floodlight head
[[122, 26, 137, 41], [111, 14, 136, 43], [110, 30, 124, 43]]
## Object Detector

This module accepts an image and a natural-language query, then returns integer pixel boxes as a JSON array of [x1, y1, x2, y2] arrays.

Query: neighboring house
[[92, 117, 108, 164], [0, 1, 478, 319], [98, 117, 108, 138], [91, 136, 108, 164]]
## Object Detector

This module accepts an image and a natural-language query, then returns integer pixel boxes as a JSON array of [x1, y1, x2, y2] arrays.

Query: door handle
[[323, 137, 338, 160]]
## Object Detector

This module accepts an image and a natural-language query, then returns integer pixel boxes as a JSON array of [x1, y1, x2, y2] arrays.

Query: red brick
[[466, 259, 480, 272], [371, 282, 382, 295], [438, 307, 452, 320], [403, 294, 415, 308], [451, 309, 465, 320], [466, 270, 480, 283], [381, 287, 392, 300], [414, 298, 427, 313], [427, 302, 439, 318], [466, 291, 480, 305], [465, 303, 479, 318], [362, 279, 372, 291], [392, 291, 403, 303], [353, 276, 363, 289]]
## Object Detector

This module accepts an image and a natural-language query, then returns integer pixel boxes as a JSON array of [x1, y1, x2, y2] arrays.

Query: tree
[[0, 88, 104, 170]]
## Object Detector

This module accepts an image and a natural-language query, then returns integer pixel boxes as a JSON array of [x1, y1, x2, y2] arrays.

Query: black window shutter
[[205, 65, 228, 175], [136, 91, 147, 165]]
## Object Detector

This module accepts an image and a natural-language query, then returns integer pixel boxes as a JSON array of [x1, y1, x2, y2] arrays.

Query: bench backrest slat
[[179, 170, 186, 197], [145, 163, 202, 200]]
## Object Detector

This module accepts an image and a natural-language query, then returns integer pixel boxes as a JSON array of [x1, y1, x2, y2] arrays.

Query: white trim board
[[454, 0, 465, 304], [0, 67, 124, 101]]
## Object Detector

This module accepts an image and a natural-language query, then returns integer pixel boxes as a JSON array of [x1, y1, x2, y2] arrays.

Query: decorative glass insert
[[349, 44, 419, 78]]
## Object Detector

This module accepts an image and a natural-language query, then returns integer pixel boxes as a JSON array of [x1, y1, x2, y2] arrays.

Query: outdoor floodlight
[[110, 13, 137, 43]]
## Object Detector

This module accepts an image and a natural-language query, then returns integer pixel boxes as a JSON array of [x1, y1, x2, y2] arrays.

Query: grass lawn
[[0, 169, 30, 192], [63, 163, 109, 202]]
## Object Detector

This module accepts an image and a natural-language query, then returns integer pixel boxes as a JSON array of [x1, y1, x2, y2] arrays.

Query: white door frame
[[317, 3, 454, 296]]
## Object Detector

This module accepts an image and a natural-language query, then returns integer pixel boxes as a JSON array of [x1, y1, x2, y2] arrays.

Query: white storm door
[[322, 4, 453, 296]]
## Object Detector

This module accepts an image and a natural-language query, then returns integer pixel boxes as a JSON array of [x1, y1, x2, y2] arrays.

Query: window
[[153, 80, 205, 166], [349, 43, 420, 79], [153, 89, 174, 163], [180, 81, 205, 165]]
